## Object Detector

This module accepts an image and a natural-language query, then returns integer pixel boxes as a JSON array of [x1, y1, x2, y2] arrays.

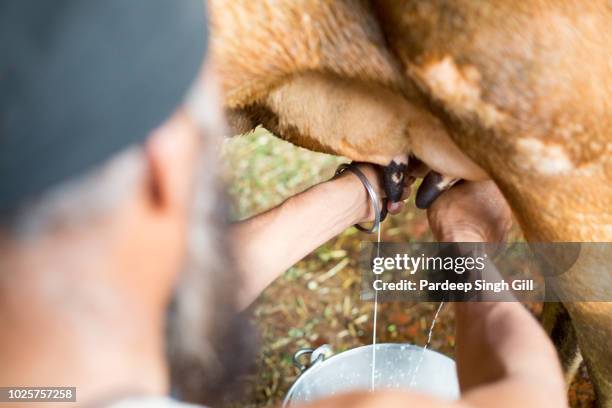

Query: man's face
[[163, 67, 255, 405]]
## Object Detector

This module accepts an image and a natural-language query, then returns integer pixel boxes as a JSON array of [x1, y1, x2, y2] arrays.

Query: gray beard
[[165, 155, 256, 406]]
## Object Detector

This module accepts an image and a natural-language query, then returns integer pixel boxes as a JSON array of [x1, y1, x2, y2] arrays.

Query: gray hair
[[1, 146, 146, 239]]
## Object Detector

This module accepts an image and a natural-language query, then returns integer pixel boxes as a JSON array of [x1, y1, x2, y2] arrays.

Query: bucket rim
[[283, 342, 455, 407]]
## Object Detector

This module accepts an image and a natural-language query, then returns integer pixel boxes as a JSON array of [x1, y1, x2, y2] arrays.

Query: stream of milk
[[370, 224, 382, 391], [370, 220, 445, 391], [409, 301, 445, 387]]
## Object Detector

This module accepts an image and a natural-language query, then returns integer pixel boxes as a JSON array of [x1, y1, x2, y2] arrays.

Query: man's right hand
[[426, 180, 512, 243], [302, 181, 566, 408]]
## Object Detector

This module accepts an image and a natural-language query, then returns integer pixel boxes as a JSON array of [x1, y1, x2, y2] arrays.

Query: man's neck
[[0, 239, 169, 407]]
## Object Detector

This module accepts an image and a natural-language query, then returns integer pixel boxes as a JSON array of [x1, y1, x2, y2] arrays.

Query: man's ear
[[144, 110, 199, 212]]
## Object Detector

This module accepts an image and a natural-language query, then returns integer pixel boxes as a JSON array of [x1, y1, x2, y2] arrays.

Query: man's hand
[[231, 162, 412, 308], [338, 163, 414, 223], [427, 180, 512, 242]]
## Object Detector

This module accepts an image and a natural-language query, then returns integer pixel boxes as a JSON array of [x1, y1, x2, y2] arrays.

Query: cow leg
[[565, 303, 612, 408], [541, 302, 582, 385]]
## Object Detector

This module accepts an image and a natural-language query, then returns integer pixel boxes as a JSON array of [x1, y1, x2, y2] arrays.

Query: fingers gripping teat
[[383, 154, 461, 209], [415, 171, 459, 209]]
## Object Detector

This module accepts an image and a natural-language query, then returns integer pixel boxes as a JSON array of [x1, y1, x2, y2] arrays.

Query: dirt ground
[[221, 129, 595, 408]]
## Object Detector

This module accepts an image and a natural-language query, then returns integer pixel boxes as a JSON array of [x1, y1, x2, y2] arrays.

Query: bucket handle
[[292, 348, 316, 373], [292, 345, 332, 374]]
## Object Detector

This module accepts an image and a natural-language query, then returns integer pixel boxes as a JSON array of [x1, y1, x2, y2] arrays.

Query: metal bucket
[[284, 343, 459, 407]]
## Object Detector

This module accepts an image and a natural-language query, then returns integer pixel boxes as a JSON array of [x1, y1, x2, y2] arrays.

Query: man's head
[[0, 1, 252, 405]]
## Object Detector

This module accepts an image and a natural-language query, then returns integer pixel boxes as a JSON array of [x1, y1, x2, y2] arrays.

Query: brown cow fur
[[210, 1, 612, 405]]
